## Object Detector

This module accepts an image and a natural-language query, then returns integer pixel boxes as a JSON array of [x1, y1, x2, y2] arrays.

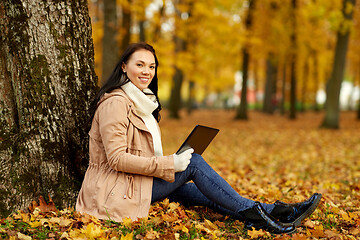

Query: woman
[[76, 42, 321, 234]]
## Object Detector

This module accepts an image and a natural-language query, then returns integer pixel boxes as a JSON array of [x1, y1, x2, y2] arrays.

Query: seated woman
[[76, 42, 321, 234]]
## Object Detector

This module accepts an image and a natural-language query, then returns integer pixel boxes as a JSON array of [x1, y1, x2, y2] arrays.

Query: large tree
[[321, 0, 356, 128], [0, 0, 98, 217]]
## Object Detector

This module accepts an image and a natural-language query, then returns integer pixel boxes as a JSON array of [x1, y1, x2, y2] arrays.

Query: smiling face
[[122, 49, 156, 91]]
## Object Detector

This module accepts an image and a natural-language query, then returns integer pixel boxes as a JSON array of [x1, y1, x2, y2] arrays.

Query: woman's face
[[122, 49, 156, 90]]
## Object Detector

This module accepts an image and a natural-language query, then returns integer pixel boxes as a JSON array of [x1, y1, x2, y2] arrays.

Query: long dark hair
[[88, 42, 161, 130]]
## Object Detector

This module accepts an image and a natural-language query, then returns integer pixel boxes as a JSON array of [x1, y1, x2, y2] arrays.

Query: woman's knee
[[190, 153, 207, 167]]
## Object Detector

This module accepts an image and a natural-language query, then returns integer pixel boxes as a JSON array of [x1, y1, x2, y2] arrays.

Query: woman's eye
[[150, 66, 155, 69], [137, 63, 143, 67]]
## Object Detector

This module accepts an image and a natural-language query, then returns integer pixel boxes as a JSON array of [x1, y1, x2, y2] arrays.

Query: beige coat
[[76, 89, 175, 222]]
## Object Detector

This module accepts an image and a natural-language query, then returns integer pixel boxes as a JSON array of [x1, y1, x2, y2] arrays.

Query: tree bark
[[263, 56, 278, 114], [289, 0, 297, 119], [153, 0, 166, 41], [235, 0, 255, 120], [358, 74, 360, 119], [120, 0, 132, 53], [312, 51, 320, 111], [299, 60, 309, 112], [0, 0, 97, 216], [186, 81, 195, 115], [280, 61, 287, 115], [321, 0, 356, 128], [235, 49, 250, 119], [168, 0, 187, 119], [169, 65, 184, 119], [102, 0, 118, 85]]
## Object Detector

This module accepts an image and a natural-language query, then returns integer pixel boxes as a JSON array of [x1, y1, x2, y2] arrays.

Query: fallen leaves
[[1, 110, 360, 239]]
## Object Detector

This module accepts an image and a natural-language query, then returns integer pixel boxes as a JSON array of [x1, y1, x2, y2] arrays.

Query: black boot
[[240, 202, 295, 234], [270, 193, 322, 227]]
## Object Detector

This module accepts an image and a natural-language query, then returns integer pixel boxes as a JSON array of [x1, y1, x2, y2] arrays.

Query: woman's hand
[[173, 148, 194, 172]]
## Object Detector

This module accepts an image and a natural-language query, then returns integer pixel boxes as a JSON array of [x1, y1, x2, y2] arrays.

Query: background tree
[[235, 0, 256, 120], [289, 0, 298, 119], [120, 0, 132, 53], [168, 0, 188, 118], [102, 0, 118, 85], [321, 0, 356, 128], [0, 0, 97, 216]]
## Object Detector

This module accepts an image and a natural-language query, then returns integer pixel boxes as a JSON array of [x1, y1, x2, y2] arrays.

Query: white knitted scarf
[[121, 81, 163, 156]]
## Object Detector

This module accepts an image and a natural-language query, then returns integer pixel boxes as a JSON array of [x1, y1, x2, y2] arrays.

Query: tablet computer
[[176, 125, 219, 155]]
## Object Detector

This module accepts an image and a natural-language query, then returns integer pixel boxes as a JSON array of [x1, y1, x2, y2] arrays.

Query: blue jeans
[[151, 154, 275, 220]]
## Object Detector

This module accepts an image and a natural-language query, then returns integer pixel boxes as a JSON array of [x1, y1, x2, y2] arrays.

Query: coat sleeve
[[97, 96, 175, 182]]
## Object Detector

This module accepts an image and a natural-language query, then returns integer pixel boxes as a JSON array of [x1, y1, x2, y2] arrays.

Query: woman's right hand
[[173, 148, 194, 172]]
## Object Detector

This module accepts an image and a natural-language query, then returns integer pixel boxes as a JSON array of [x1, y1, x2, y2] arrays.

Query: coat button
[[123, 194, 127, 199], [111, 192, 114, 196]]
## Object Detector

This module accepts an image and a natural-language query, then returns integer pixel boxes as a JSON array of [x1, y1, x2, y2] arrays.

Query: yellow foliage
[[120, 232, 133, 240], [80, 222, 103, 239]]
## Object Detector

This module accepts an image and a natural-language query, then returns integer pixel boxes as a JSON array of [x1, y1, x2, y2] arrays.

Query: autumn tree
[[168, 0, 188, 119], [120, 0, 132, 53], [235, 0, 256, 120], [289, 0, 298, 119], [102, 0, 118, 85], [321, 0, 356, 128], [0, 0, 97, 216]]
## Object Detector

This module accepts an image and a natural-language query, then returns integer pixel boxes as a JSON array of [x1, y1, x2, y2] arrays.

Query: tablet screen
[[176, 125, 219, 155]]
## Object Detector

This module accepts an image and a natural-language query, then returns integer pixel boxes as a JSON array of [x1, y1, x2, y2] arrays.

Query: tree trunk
[[153, 0, 165, 41], [253, 60, 260, 110], [358, 74, 360, 119], [120, 0, 132, 53], [280, 61, 287, 115], [312, 51, 320, 111], [289, 0, 297, 119], [235, 0, 255, 120], [186, 81, 195, 115], [321, 0, 356, 128], [263, 56, 278, 114], [299, 60, 309, 112], [168, 0, 187, 119], [0, 0, 98, 217], [169, 67, 183, 118], [139, 20, 146, 42], [102, 0, 118, 85], [235, 49, 250, 119]]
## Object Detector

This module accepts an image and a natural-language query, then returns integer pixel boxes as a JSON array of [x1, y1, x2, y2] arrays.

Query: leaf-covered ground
[[1, 110, 360, 239]]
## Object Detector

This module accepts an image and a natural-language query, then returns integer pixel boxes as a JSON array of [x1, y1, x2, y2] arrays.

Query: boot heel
[[241, 202, 296, 234]]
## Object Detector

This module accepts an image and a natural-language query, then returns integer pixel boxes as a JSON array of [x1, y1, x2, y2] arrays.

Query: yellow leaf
[[145, 228, 160, 239], [60, 232, 70, 239], [247, 227, 267, 239], [122, 217, 132, 228], [168, 202, 180, 212], [304, 219, 315, 228], [81, 222, 103, 239], [204, 219, 218, 231], [120, 232, 133, 240], [49, 217, 61, 224], [28, 221, 42, 228], [69, 228, 84, 238], [340, 211, 352, 222], [59, 218, 73, 227], [181, 225, 189, 233], [17, 232, 32, 240]]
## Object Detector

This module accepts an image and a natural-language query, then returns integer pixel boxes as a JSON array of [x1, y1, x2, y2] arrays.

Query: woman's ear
[[121, 63, 126, 73]]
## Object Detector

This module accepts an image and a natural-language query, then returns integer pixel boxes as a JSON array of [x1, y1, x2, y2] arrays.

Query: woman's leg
[[151, 153, 274, 214], [166, 182, 244, 219]]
